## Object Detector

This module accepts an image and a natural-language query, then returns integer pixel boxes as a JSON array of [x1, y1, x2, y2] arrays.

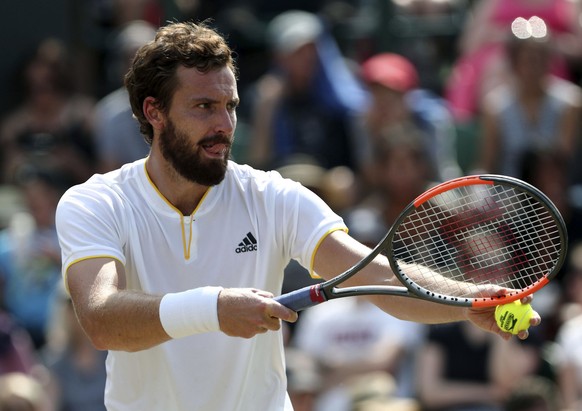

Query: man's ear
[[143, 96, 165, 131]]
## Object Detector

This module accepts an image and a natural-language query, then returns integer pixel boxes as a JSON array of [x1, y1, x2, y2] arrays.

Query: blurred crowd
[[0, 0, 582, 410]]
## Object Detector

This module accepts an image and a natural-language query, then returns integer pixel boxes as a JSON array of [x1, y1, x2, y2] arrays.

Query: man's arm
[[67, 257, 297, 352], [312, 230, 538, 339], [67, 258, 169, 351]]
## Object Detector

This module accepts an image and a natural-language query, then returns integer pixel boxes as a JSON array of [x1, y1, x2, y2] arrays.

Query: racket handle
[[274, 284, 327, 312]]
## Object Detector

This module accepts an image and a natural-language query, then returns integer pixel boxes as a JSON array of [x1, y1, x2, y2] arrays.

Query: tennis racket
[[275, 174, 568, 311]]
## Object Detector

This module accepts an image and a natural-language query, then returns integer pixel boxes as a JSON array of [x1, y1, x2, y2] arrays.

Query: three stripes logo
[[236, 232, 258, 253]]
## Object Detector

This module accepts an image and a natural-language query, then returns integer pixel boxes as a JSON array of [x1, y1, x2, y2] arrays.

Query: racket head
[[386, 174, 568, 307]]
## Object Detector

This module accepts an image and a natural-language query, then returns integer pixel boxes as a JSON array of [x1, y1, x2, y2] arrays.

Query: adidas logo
[[235, 232, 258, 253]]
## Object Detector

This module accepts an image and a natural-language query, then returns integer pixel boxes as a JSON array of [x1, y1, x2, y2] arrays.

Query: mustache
[[198, 134, 232, 147]]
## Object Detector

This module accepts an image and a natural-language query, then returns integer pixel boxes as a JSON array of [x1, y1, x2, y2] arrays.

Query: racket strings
[[391, 184, 562, 299]]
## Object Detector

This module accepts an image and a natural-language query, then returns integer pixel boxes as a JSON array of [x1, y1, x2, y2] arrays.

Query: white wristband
[[159, 286, 223, 339]]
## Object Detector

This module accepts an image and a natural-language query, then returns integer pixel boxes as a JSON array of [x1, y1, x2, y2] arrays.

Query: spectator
[[445, 0, 582, 123], [0, 167, 67, 349], [42, 284, 107, 411], [94, 20, 157, 173], [520, 149, 582, 254], [477, 26, 582, 178], [0, 38, 97, 186], [275, 155, 358, 217], [552, 242, 582, 410], [359, 52, 461, 183], [554, 310, 582, 410], [504, 376, 561, 411], [247, 9, 368, 172], [558, 242, 582, 323], [291, 297, 425, 411], [415, 322, 540, 411], [324, 130, 432, 411], [285, 347, 323, 411], [347, 372, 420, 411], [0, 372, 51, 411], [0, 311, 39, 376], [343, 124, 437, 242]]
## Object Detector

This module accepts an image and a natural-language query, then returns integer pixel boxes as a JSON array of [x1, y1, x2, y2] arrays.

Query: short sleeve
[[268, 173, 347, 276], [56, 183, 127, 278]]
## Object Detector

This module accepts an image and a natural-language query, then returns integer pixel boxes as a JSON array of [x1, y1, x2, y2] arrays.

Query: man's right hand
[[217, 288, 298, 338]]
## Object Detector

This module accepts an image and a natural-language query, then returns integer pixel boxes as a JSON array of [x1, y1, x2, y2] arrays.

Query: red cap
[[361, 53, 419, 93]]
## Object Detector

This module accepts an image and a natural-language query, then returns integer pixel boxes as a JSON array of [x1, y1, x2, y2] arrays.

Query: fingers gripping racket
[[275, 175, 568, 311]]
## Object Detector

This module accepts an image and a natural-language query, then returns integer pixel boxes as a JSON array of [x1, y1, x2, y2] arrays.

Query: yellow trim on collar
[[143, 159, 211, 260]]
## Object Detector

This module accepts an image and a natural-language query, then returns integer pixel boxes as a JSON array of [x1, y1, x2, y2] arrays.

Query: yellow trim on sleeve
[[63, 255, 124, 293], [309, 227, 349, 279]]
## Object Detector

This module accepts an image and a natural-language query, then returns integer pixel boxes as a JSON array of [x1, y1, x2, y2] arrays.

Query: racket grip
[[274, 284, 327, 312]]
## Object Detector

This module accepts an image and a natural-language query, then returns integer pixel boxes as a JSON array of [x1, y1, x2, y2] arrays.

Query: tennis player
[[55, 21, 540, 411]]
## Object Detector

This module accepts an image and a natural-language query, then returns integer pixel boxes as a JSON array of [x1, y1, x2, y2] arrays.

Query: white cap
[[267, 10, 323, 54], [115, 20, 157, 56]]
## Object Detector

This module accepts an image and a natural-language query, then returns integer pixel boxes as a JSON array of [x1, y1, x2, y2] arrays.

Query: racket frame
[[275, 175, 568, 311]]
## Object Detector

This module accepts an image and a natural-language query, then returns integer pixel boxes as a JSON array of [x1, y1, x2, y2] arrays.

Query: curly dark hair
[[124, 21, 237, 144]]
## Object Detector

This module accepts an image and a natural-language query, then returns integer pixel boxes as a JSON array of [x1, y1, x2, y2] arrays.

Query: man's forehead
[[175, 65, 238, 95]]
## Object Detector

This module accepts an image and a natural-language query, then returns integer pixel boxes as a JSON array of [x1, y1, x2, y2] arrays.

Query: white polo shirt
[[56, 158, 347, 411]]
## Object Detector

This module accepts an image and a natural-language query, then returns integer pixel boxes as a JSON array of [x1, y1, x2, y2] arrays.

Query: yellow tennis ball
[[495, 301, 533, 334]]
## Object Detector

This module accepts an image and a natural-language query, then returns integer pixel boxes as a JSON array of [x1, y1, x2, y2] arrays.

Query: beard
[[158, 118, 231, 186]]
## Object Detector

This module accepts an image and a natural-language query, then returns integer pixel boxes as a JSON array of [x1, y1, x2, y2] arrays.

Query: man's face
[[159, 65, 239, 186]]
